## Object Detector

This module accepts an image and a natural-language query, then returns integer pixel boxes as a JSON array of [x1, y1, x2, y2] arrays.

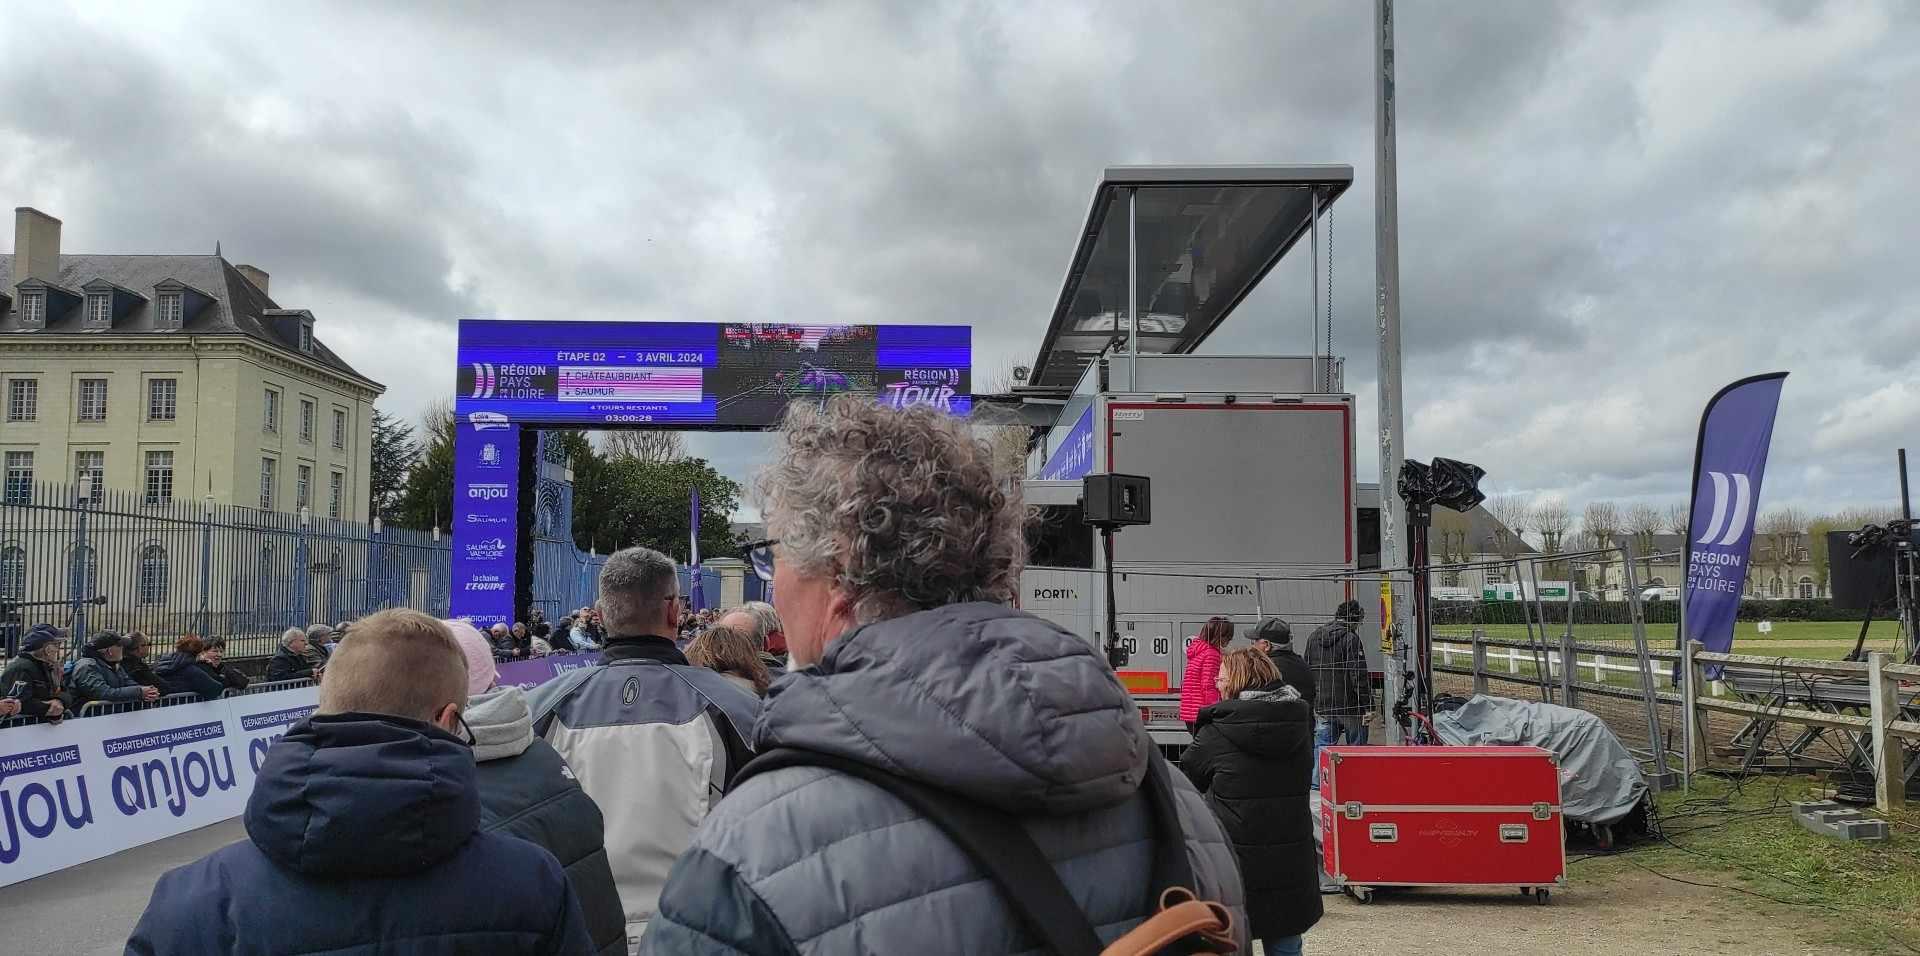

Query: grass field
[[1579, 775, 1920, 954]]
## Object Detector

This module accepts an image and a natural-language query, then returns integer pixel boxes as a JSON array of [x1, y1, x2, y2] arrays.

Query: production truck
[[1018, 353, 1383, 743]]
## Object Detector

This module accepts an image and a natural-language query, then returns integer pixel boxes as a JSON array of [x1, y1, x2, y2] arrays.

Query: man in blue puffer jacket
[[127, 608, 591, 956]]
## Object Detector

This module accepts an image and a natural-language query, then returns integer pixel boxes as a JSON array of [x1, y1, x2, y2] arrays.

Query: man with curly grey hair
[[643, 397, 1247, 954]]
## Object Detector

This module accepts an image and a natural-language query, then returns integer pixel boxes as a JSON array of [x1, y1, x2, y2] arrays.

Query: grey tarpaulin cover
[[1431, 694, 1649, 824]]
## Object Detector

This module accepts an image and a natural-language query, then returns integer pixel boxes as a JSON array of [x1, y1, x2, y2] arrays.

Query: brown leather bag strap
[[1099, 889, 1237, 956]]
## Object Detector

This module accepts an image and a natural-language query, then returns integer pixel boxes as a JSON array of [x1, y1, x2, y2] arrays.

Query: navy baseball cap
[[21, 623, 68, 653]]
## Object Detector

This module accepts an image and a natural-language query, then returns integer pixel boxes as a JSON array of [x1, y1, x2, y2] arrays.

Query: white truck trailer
[[1018, 354, 1381, 742], [999, 164, 1364, 745]]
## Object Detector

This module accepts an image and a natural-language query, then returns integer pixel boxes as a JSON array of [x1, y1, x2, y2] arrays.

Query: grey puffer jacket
[[641, 602, 1247, 954]]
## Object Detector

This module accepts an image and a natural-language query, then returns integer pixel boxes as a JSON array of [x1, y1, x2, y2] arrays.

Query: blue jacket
[[127, 712, 592, 956]]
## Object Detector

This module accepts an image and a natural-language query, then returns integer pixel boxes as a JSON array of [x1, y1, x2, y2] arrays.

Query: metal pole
[[1561, 566, 1578, 708], [72, 490, 90, 639], [1102, 527, 1124, 669], [1127, 186, 1140, 390], [1618, 543, 1675, 787], [1310, 186, 1321, 378], [296, 509, 311, 627], [1374, 0, 1410, 743], [198, 497, 213, 639], [1681, 639, 1701, 790]]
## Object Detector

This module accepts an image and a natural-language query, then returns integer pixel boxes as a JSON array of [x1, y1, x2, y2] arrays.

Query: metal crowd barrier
[[2, 680, 316, 730]]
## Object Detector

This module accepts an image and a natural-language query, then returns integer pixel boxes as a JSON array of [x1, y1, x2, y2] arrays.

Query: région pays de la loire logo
[[1695, 471, 1752, 547]]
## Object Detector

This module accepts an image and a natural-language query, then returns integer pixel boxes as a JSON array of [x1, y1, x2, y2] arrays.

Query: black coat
[[265, 648, 317, 682], [1263, 646, 1317, 713], [1180, 681, 1323, 940], [128, 713, 592, 955], [1, 655, 71, 719], [152, 652, 237, 701], [122, 653, 161, 689], [470, 688, 625, 956]]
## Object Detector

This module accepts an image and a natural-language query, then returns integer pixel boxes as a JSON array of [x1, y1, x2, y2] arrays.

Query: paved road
[[3, 818, 246, 955]]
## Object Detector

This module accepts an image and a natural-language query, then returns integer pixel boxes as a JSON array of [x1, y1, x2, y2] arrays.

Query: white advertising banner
[[0, 686, 319, 888]]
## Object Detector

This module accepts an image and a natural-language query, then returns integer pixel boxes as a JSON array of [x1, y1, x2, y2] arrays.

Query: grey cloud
[[2, 0, 1915, 522]]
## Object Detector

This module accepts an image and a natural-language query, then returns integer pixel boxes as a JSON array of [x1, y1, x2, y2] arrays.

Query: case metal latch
[[1344, 802, 1365, 820], [1531, 802, 1553, 820]]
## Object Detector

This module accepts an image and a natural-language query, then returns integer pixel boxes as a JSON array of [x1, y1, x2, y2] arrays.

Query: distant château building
[[2, 207, 384, 521]]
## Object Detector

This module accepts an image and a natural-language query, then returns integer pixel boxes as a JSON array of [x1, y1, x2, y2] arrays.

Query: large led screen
[[454, 320, 972, 427]]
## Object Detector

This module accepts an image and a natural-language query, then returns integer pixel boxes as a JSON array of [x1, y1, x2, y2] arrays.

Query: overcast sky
[[4, 1, 1915, 525]]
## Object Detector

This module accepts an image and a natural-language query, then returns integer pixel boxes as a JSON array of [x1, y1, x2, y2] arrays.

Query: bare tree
[[1662, 502, 1691, 537], [1625, 502, 1663, 556], [1580, 501, 1621, 549], [1533, 497, 1572, 553], [600, 430, 685, 463], [1530, 496, 1572, 580], [1833, 505, 1901, 529], [1484, 494, 1534, 559], [972, 361, 1035, 479], [1757, 507, 1811, 581], [1432, 508, 1473, 564]]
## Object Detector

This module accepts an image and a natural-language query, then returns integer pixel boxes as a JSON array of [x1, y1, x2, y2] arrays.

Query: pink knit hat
[[443, 618, 498, 697]]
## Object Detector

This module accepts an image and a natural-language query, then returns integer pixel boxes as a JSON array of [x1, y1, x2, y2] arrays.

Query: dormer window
[[157, 292, 184, 330], [299, 319, 313, 353], [85, 292, 113, 328], [20, 292, 45, 329]]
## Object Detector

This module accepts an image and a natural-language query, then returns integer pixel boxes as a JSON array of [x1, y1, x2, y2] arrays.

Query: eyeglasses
[[742, 539, 778, 576], [455, 712, 477, 748]]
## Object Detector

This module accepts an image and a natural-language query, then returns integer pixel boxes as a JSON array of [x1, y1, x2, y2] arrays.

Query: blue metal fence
[[1, 479, 449, 659]]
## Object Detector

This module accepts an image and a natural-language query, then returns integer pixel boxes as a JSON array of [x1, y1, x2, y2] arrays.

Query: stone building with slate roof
[[2, 207, 384, 521]]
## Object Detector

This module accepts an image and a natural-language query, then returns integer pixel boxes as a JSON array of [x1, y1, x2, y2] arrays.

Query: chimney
[[235, 264, 270, 296], [14, 207, 62, 285]]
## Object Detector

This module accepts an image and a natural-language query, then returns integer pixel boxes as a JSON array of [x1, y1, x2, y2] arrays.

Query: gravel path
[[1293, 867, 1866, 956]]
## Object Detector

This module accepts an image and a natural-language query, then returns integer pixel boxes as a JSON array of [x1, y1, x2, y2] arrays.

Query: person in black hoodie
[[445, 618, 624, 956], [1251, 616, 1316, 714], [1181, 647, 1322, 956], [128, 608, 591, 955], [152, 636, 247, 701]]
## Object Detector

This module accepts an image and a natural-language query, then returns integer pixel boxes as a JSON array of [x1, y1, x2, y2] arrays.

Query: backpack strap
[[737, 748, 1106, 956]]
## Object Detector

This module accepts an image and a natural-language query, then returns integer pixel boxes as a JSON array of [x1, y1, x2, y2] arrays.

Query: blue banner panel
[[450, 420, 520, 627], [1038, 406, 1095, 481], [1682, 373, 1787, 660]]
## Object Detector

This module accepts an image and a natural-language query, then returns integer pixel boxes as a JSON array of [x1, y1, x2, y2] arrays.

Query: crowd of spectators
[[34, 397, 1293, 953], [1, 620, 352, 723]]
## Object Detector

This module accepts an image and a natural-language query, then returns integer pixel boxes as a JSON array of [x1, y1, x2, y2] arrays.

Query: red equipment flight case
[[1318, 745, 1566, 904]]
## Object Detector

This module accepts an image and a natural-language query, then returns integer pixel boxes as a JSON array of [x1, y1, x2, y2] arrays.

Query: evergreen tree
[[367, 406, 418, 522], [392, 400, 455, 532]]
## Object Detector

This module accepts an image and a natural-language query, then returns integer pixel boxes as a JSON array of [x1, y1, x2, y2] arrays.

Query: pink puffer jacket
[[1178, 636, 1224, 723]]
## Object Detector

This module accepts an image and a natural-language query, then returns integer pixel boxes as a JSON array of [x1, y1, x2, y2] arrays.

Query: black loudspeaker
[[1828, 530, 1897, 610], [1083, 474, 1151, 527]]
